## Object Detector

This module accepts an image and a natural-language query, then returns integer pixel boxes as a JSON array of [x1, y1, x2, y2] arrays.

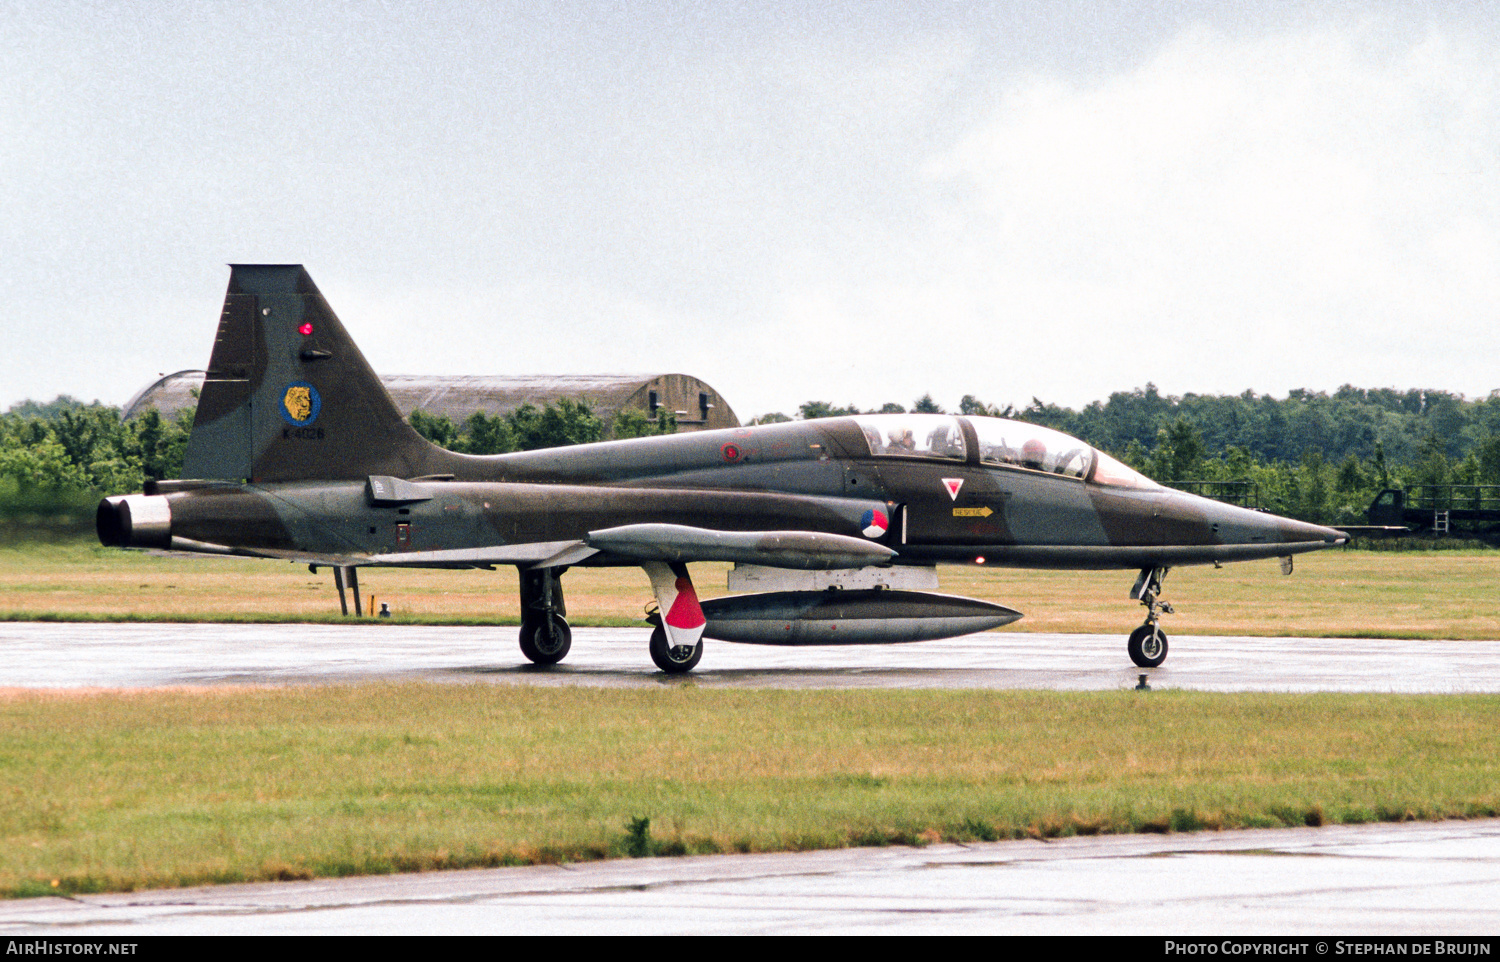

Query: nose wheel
[[1128, 566, 1173, 668], [1127, 623, 1168, 668]]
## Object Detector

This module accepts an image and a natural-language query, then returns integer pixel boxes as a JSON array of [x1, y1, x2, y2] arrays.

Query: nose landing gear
[[1127, 566, 1172, 668]]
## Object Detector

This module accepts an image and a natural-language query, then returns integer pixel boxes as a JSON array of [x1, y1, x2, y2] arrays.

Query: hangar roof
[[123, 371, 740, 432]]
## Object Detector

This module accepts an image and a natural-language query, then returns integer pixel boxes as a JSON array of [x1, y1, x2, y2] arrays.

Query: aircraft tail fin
[[181, 265, 443, 482]]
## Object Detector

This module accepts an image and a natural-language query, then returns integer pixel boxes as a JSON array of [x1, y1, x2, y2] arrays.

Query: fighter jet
[[97, 266, 1347, 673]]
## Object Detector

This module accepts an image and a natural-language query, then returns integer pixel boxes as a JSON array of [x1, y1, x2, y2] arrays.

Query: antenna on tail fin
[[181, 265, 441, 482]]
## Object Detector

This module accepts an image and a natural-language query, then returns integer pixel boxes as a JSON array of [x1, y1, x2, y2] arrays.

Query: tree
[[1165, 418, 1206, 481], [1335, 453, 1364, 493], [0, 436, 87, 491], [911, 394, 943, 414], [1477, 436, 1500, 485], [409, 410, 459, 448], [454, 411, 514, 454], [3, 395, 96, 420], [959, 395, 1012, 418], [1295, 450, 1331, 523], [130, 407, 194, 481], [612, 408, 677, 440], [509, 398, 603, 450], [798, 401, 861, 420], [1412, 434, 1451, 488]]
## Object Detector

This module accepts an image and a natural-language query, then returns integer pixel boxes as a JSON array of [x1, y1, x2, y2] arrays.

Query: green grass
[[1, 684, 1496, 896]]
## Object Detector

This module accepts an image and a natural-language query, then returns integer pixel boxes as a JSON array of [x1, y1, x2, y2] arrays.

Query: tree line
[[1, 398, 193, 499]]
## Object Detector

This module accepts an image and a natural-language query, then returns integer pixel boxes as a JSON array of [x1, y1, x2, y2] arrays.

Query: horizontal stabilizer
[[586, 523, 896, 570]]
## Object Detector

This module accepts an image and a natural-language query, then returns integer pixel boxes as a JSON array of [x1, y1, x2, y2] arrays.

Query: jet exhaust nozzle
[[97, 495, 173, 549], [701, 589, 1022, 646]]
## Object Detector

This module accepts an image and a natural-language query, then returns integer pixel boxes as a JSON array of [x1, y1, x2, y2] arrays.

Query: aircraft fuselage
[[109, 415, 1342, 571]]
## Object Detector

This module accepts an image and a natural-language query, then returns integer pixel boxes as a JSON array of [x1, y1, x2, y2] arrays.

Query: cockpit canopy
[[849, 414, 1160, 489], [967, 416, 1093, 478], [855, 414, 967, 461]]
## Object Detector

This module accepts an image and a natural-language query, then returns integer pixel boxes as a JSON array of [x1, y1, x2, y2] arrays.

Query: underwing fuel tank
[[700, 589, 1022, 645]]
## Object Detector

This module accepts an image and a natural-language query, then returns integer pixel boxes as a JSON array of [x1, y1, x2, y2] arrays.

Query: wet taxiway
[[1, 621, 1497, 692], [3, 820, 1499, 935]]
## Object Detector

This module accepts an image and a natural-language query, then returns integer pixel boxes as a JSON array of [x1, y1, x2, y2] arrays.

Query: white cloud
[[887, 23, 1500, 407]]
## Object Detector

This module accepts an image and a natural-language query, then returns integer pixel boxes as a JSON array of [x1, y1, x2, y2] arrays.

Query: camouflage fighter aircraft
[[98, 266, 1347, 673]]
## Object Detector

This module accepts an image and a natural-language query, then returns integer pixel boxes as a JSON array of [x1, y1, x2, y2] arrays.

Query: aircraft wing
[[364, 524, 896, 570], [146, 537, 587, 569], [155, 526, 895, 571]]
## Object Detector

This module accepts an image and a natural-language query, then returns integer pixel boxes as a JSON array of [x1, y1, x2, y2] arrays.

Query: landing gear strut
[[310, 564, 363, 617], [518, 567, 571, 665], [1127, 566, 1172, 668]]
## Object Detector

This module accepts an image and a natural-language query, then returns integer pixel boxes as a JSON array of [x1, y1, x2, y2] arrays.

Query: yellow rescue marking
[[953, 506, 994, 518]]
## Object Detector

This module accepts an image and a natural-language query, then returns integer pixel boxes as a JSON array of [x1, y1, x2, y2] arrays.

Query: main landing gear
[[518, 567, 571, 665], [516, 562, 709, 674], [642, 561, 706, 674], [1127, 566, 1172, 668]]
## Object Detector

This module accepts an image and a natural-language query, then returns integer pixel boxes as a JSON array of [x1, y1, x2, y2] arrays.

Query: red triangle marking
[[665, 575, 706, 629]]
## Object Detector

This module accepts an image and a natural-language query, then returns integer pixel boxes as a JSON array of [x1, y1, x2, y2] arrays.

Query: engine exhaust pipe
[[97, 495, 173, 549]]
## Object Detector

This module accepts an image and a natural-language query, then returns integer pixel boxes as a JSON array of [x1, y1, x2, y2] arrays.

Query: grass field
[[3, 540, 1499, 639], [1, 684, 1496, 897]]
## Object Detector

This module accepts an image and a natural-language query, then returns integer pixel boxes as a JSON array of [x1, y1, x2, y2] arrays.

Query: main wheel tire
[[1127, 624, 1168, 668], [519, 614, 572, 665], [648, 625, 703, 674]]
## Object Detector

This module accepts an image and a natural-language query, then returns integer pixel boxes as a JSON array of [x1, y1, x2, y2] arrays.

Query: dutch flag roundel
[[861, 508, 889, 538]]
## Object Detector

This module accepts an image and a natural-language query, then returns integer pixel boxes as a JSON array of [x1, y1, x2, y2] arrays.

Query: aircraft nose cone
[[1190, 495, 1348, 549], [1278, 516, 1348, 545]]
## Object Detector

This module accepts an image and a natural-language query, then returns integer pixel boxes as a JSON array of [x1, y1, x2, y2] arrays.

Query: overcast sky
[[5, 1, 1498, 420]]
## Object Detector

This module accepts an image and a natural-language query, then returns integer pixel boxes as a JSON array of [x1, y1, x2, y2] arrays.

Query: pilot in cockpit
[[1021, 438, 1047, 471]]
